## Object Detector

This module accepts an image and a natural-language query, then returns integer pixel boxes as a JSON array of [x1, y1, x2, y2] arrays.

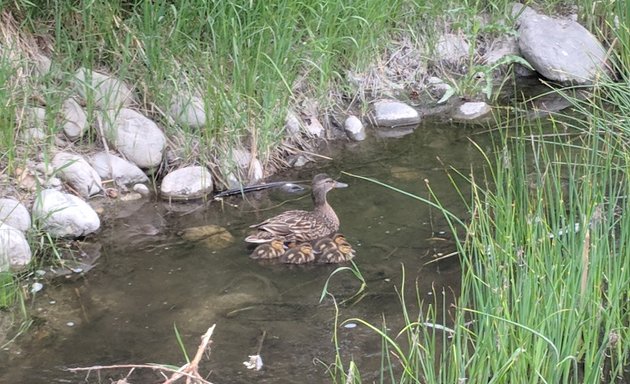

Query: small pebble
[[30, 282, 43, 293], [344, 323, 357, 329], [66, 321, 75, 327]]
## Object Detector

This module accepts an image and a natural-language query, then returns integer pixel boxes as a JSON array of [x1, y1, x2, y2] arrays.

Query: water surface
[[0, 121, 489, 383]]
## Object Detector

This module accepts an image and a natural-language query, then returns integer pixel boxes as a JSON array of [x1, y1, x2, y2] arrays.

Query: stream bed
[[0, 121, 490, 383]]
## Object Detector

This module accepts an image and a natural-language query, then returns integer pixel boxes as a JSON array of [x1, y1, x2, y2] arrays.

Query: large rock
[[514, 5, 608, 83], [53, 152, 103, 198], [0, 224, 32, 272], [435, 33, 470, 65], [344, 115, 366, 141], [169, 94, 207, 128], [223, 149, 264, 189], [371, 99, 421, 127], [160, 166, 213, 200], [89, 152, 149, 186], [32, 189, 100, 238], [452, 102, 492, 121], [61, 98, 88, 140], [99, 108, 166, 169], [20, 107, 47, 143], [74, 68, 134, 109], [0, 198, 31, 232]]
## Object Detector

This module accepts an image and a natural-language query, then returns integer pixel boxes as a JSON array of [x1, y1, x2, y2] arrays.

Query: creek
[[0, 120, 491, 383]]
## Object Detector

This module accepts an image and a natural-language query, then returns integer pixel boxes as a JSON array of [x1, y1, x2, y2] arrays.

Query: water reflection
[[0, 121, 485, 383]]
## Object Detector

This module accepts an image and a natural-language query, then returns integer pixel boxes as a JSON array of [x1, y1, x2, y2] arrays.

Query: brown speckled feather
[[245, 174, 346, 244]]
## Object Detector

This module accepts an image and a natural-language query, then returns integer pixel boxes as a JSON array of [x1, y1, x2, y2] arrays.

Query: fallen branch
[[67, 324, 217, 384]]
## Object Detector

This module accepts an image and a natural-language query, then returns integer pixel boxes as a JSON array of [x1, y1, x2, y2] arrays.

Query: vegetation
[[323, 2, 630, 382], [0, 0, 628, 382]]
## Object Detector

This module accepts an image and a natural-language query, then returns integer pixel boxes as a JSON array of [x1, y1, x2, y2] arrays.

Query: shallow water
[[0, 121, 489, 383]]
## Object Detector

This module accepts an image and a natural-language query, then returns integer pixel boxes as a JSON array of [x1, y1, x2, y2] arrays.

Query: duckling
[[245, 174, 347, 244], [250, 239, 285, 259], [316, 233, 355, 263], [280, 243, 315, 264]]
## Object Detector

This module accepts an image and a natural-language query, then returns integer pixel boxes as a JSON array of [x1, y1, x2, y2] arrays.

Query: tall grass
[[329, 91, 630, 382]]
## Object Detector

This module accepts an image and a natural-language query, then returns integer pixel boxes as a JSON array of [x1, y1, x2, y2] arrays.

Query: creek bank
[[0, 3, 613, 273]]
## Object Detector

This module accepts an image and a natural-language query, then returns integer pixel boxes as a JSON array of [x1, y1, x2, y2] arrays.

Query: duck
[[280, 243, 315, 264], [245, 174, 347, 244], [315, 233, 356, 263], [249, 239, 286, 260]]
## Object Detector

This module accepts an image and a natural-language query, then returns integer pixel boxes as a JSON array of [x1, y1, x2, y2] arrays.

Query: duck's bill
[[334, 181, 348, 188]]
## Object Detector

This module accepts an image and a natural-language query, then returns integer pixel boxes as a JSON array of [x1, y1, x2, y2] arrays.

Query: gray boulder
[[169, 94, 207, 128], [514, 5, 608, 83], [452, 102, 492, 121], [344, 115, 366, 141], [90, 152, 149, 186], [371, 99, 421, 127], [0, 224, 32, 272], [53, 152, 103, 198], [160, 166, 213, 200], [61, 98, 88, 140], [32, 189, 101, 238], [99, 108, 166, 169], [0, 198, 31, 232], [74, 68, 134, 109], [435, 33, 470, 65]]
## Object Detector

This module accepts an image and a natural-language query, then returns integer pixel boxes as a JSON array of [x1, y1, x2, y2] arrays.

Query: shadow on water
[[0, 121, 492, 383]]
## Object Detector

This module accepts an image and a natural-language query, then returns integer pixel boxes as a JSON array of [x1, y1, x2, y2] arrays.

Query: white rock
[[453, 102, 492, 120], [99, 109, 166, 169], [305, 116, 325, 137], [32, 189, 100, 238], [0, 198, 31, 232], [61, 98, 88, 140], [31, 53, 52, 76], [53, 152, 103, 197], [225, 149, 264, 187], [20, 107, 47, 143], [90, 152, 149, 186], [133, 183, 150, 196], [435, 34, 470, 64], [285, 110, 301, 136], [343, 115, 366, 141], [514, 5, 608, 83], [372, 99, 421, 127], [0, 224, 32, 272], [169, 94, 207, 128], [74, 68, 134, 109], [160, 166, 213, 200]]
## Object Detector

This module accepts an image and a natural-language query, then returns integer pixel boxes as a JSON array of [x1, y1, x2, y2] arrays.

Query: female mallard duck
[[315, 233, 355, 263], [280, 243, 315, 264], [250, 239, 286, 259], [245, 174, 347, 244]]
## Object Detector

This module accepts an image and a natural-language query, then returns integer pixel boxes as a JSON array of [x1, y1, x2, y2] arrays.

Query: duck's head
[[298, 243, 313, 255], [312, 174, 348, 195]]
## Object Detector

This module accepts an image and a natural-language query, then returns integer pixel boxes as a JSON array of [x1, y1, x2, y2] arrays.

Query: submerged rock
[[371, 99, 421, 127], [74, 68, 134, 109], [0, 224, 32, 272], [32, 189, 100, 238], [99, 108, 166, 169], [60, 98, 88, 140], [52, 152, 103, 198], [90, 152, 149, 186], [160, 166, 213, 200], [179, 224, 234, 250], [344, 115, 366, 141], [514, 4, 608, 83], [0, 198, 31, 232]]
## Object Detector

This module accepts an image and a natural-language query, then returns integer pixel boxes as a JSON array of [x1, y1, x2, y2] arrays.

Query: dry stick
[[164, 324, 216, 384], [580, 228, 590, 298], [67, 324, 216, 384]]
